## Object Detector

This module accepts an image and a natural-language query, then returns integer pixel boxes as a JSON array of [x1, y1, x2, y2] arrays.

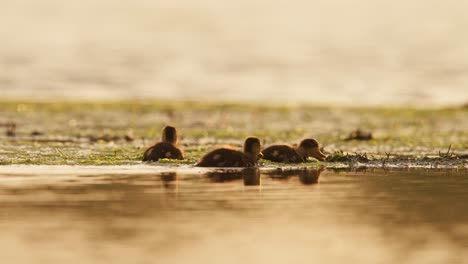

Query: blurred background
[[1, 0, 467, 106]]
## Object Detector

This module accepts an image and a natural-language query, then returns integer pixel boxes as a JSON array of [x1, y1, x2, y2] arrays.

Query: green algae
[[0, 100, 466, 166]]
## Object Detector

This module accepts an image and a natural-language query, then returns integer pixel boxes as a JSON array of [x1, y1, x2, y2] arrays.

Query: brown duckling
[[262, 138, 326, 163], [196, 137, 263, 167], [142, 126, 184, 161]]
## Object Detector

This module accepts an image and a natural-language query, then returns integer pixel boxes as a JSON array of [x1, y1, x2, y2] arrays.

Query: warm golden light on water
[[1, 0, 467, 262], [1, 167, 467, 263], [1, 0, 468, 105]]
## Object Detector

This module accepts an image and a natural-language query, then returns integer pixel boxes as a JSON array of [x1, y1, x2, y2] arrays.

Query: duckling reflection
[[265, 168, 302, 180], [242, 168, 260, 186], [205, 168, 260, 186], [298, 167, 324, 185], [265, 167, 324, 185], [160, 172, 177, 190]]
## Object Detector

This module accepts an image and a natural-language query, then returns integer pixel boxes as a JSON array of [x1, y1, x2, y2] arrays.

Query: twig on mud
[[382, 152, 391, 168], [354, 152, 369, 162], [439, 144, 453, 158]]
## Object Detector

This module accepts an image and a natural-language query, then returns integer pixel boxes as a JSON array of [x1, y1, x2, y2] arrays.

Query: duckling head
[[299, 138, 326, 161], [243, 136, 263, 161], [161, 126, 178, 144]]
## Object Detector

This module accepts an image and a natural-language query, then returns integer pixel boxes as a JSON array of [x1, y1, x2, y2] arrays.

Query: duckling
[[142, 126, 184, 161], [196, 137, 263, 167], [262, 138, 326, 163]]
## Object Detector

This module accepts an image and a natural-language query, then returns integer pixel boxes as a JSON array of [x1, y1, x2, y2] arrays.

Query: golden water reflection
[[0, 168, 467, 264]]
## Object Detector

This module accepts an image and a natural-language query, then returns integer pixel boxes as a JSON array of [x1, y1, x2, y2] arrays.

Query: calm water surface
[[1, 166, 468, 264], [1, 0, 468, 106]]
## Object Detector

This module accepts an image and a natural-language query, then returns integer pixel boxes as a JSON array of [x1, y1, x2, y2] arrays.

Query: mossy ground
[[0, 101, 466, 168]]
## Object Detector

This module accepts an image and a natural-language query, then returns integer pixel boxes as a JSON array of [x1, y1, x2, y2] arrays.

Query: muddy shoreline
[[0, 101, 466, 169]]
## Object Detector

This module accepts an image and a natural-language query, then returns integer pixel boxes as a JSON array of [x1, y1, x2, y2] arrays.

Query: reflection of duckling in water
[[205, 169, 243, 182], [242, 167, 260, 186], [265, 168, 300, 180], [205, 167, 260, 185], [160, 172, 177, 189], [265, 167, 324, 184], [262, 138, 326, 163], [298, 167, 324, 185], [143, 126, 184, 161], [196, 137, 263, 167]]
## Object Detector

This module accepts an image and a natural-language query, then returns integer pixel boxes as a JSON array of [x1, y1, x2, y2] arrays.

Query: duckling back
[[262, 144, 305, 163], [143, 142, 184, 161], [196, 148, 257, 167]]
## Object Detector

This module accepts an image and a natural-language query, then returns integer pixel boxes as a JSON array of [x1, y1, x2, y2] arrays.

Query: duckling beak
[[258, 152, 264, 160], [311, 148, 327, 161], [318, 152, 327, 161]]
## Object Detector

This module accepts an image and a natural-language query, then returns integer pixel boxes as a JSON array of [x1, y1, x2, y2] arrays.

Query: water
[[1, 0, 468, 106], [1, 166, 467, 264]]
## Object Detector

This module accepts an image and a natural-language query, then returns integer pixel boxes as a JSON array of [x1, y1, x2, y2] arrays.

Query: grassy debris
[[0, 100, 466, 167]]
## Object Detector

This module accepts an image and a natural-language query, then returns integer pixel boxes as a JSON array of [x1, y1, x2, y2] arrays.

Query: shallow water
[[1, 166, 467, 264]]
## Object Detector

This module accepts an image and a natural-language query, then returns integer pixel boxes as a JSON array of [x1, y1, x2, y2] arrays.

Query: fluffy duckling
[[196, 137, 263, 167], [142, 126, 184, 161], [262, 138, 326, 163]]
